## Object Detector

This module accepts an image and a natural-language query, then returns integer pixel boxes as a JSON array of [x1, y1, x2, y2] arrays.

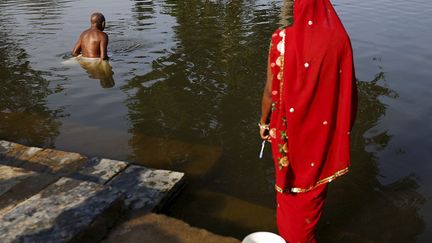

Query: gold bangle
[[258, 122, 269, 130]]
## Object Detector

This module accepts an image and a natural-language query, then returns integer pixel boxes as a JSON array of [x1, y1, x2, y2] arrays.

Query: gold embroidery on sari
[[275, 167, 349, 194]]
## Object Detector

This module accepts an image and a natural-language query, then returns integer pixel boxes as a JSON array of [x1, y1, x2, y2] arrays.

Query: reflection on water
[[0, 0, 432, 241], [61, 56, 115, 88], [77, 58, 115, 88], [0, 20, 63, 147], [319, 70, 425, 242], [123, 0, 283, 236]]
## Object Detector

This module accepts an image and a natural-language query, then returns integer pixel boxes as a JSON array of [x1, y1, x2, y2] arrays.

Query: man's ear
[[102, 21, 106, 30]]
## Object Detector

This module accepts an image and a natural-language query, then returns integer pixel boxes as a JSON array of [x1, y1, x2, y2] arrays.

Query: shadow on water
[[318, 69, 425, 242], [123, 0, 281, 156], [123, 1, 426, 240], [122, 0, 283, 238], [0, 30, 63, 148]]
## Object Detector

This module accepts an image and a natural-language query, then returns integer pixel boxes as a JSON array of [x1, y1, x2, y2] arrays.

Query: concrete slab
[[0, 177, 123, 243], [25, 148, 87, 174], [0, 141, 85, 175], [0, 165, 58, 216], [104, 213, 240, 243], [108, 165, 185, 211], [0, 165, 37, 196], [0, 141, 191, 242], [72, 157, 128, 185], [0, 141, 43, 167]]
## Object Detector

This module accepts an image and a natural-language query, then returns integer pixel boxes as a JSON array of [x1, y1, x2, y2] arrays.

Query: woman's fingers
[[259, 128, 270, 140]]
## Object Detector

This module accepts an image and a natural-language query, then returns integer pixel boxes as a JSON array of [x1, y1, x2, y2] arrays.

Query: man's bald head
[[90, 12, 105, 30]]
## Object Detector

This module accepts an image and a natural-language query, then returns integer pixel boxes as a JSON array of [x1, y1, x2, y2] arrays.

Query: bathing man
[[72, 12, 108, 60]]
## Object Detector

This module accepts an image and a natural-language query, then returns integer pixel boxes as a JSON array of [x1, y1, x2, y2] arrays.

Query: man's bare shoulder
[[79, 29, 92, 38], [83, 29, 107, 39], [99, 31, 108, 40]]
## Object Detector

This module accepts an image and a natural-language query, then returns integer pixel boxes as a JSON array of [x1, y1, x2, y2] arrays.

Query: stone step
[[0, 140, 87, 175], [72, 157, 128, 185], [0, 155, 127, 218], [0, 165, 58, 216], [0, 177, 123, 243], [72, 159, 186, 212], [108, 165, 185, 212], [0, 141, 43, 167], [0, 140, 186, 242]]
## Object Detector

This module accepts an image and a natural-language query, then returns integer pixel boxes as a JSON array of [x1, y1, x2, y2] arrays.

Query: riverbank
[[0, 140, 239, 242]]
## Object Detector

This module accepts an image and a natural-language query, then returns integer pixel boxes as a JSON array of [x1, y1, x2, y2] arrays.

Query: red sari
[[268, 0, 357, 241]]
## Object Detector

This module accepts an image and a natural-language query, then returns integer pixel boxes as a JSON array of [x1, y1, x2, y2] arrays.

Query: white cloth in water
[[61, 55, 104, 65]]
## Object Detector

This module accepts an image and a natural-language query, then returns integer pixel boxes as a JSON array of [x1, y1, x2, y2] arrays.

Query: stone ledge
[[0, 141, 43, 168], [0, 165, 37, 196], [0, 140, 87, 175], [0, 165, 58, 217], [26, 148, 87, 174], [72, 157, 128, 185], [108, 165, 185, 211], [0, 141, 189, 242], [0, 177, 123, 243]]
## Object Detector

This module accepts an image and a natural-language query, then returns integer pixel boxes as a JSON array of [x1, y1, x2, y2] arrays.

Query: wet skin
[[72, 14, 108, 60]]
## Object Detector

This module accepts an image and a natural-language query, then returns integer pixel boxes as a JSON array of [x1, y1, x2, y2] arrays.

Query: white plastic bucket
[[242, 232, 286, 243]]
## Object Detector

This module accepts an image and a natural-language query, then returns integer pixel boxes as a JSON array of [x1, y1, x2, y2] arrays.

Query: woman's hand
[[259, 123, 271, 142]]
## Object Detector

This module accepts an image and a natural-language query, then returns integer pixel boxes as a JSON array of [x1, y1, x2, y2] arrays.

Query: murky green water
[[1, 0, 431, 241]]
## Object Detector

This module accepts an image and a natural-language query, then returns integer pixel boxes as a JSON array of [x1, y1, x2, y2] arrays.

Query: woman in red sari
[[259, 0, 357, 242]]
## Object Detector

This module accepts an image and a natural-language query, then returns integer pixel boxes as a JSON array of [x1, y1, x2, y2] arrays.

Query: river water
[[1, 0, 431, 242]]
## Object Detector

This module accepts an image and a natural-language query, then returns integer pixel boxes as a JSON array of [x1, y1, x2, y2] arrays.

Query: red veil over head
[[270, 0, 357, 193]]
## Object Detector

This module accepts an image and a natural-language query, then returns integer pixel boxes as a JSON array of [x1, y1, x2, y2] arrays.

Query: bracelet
[[258, 122, 269, 130]]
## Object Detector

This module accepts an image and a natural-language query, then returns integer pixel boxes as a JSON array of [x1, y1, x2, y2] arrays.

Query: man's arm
[[100, 33, 108, 60], [71, 36, 82, 57]]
